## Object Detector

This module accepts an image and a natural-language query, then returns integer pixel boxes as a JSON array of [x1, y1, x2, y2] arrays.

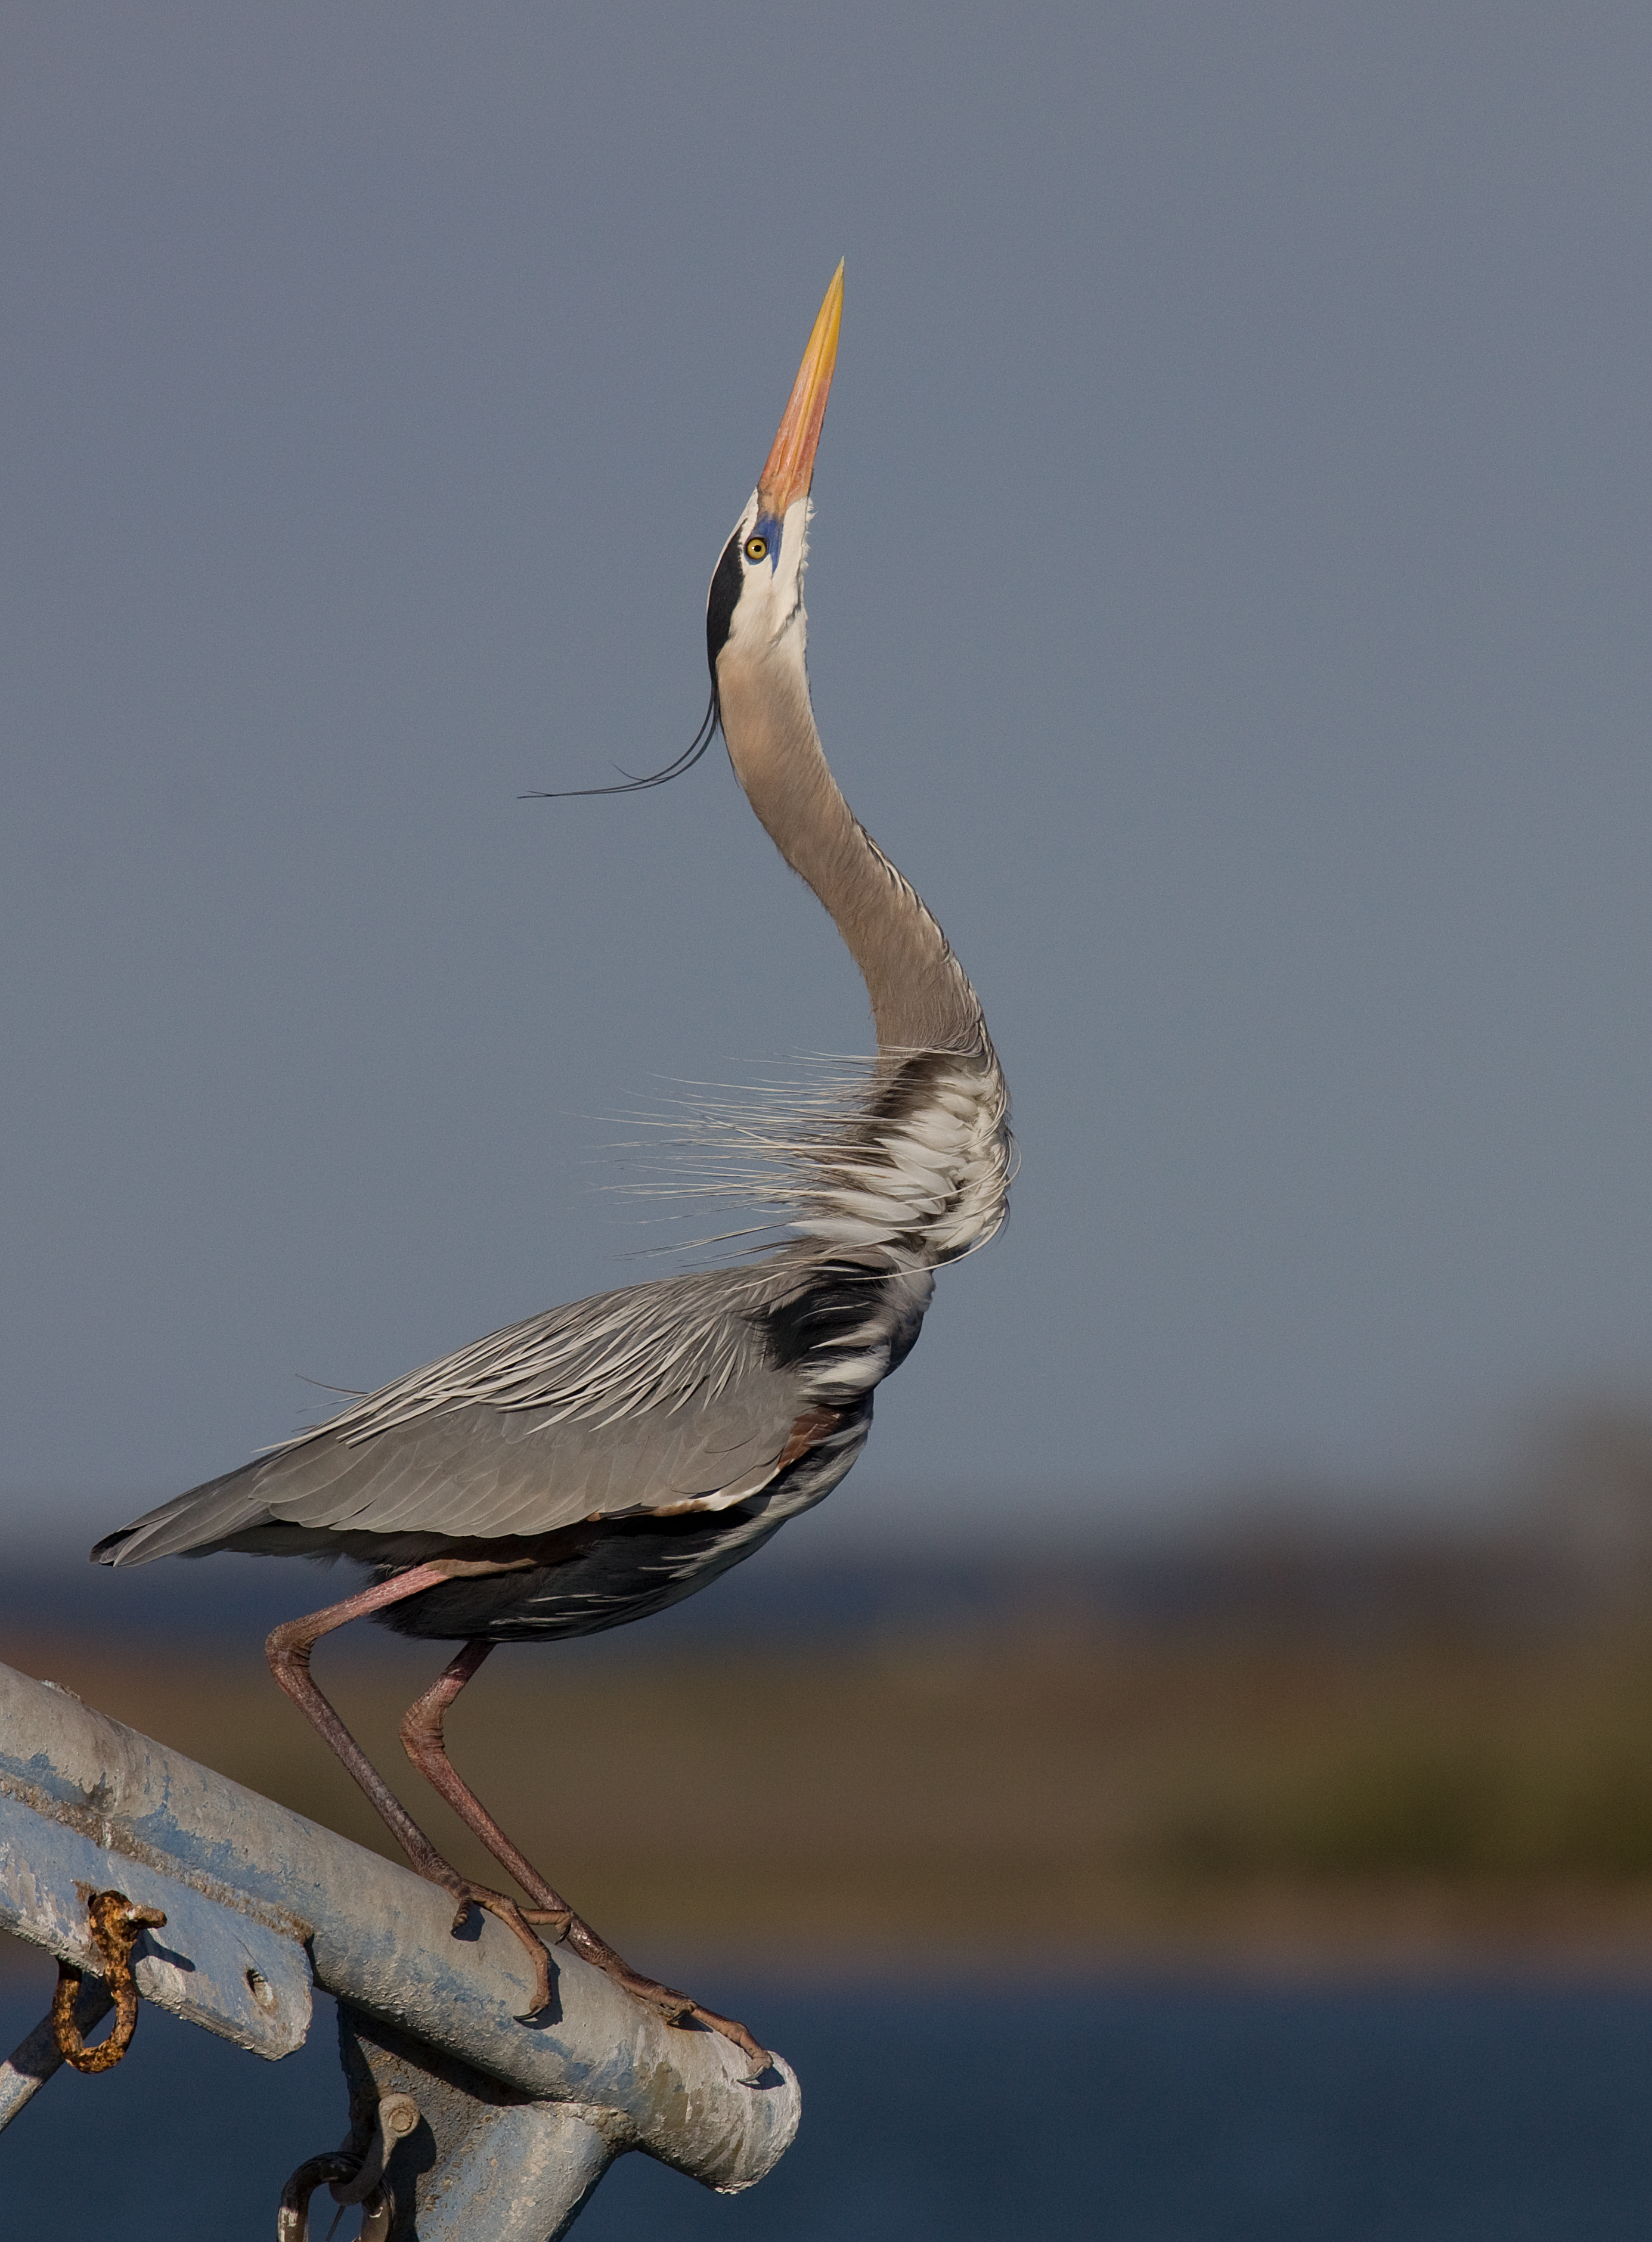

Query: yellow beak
[[757, 261, 844, 522]]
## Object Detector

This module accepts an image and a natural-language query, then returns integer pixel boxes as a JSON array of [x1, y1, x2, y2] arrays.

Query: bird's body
[[92, 266, 1011, 2061], [97, 1041, 1007, 1636]]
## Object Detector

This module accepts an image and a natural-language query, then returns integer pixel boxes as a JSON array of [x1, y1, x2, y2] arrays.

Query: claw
[[680, 2002, 772, 2081], [543, 1914, 770, 2072], [605, 1964, 770, 2076], [433, 1875, 554, 2017], [431, 1868, 765, 2066]]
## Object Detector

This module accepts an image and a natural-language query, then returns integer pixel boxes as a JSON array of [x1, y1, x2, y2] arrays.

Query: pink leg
[[401, 1642, 770, 2074], [265, 1562, 553, 2015]]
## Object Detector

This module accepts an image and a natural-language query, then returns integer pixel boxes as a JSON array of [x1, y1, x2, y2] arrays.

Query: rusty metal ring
[[50, 1889, 167, 2074]]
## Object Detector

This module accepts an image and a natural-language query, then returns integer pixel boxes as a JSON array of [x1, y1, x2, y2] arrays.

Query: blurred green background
[[14, 1397, 1652, 1980]]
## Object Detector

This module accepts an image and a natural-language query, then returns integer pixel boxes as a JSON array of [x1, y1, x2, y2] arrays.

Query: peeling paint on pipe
[[0, 1660, 799, 2192]]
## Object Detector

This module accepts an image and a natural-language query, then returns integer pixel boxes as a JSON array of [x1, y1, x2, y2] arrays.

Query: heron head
[[522, 262, 845, 806], [707, 261, 843, 680]]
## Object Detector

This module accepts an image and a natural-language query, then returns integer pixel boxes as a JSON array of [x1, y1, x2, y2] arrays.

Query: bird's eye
[[745, 536, 768, 562]]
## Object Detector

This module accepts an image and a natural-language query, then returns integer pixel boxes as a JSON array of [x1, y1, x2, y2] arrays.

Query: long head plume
[[522, 689, 721, 801]]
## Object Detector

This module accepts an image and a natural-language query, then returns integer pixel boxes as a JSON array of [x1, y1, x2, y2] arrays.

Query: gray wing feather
[[99, 1267, 803, 1565]]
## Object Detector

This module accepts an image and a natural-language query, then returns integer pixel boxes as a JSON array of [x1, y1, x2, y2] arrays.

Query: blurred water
[[2, 1974, 1651, 2238]]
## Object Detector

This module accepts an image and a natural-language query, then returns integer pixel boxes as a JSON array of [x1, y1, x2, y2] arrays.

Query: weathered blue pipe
[[0, 1658, 798, 2193]]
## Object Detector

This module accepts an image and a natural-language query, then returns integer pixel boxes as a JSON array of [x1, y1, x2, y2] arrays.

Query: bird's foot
[[555, 1913, 771, 2081], [420, 1855, 766, 2073], [435, 1876, 554, 2019]]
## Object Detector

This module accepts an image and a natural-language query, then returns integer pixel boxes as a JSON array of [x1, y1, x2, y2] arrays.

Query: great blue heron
[[93, 265, 1012, 2069]]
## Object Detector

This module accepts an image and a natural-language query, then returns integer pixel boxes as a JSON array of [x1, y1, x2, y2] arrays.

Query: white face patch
[[722, 491, 812, 659]]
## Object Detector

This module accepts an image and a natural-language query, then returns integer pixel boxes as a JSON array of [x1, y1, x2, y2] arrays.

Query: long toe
[[602, 1956, 771, 2076], [439, 1880, 553, 2017], [676, 1998, 772, 2082], [668, 1999, 771, 2080], [524, 1899, 770, 2074]]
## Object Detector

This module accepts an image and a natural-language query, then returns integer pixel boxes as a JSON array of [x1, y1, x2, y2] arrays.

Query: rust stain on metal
[[49, 1889, 168, 2074]]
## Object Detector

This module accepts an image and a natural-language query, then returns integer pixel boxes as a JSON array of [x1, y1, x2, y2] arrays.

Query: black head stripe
[[706, 530, 745, 676]]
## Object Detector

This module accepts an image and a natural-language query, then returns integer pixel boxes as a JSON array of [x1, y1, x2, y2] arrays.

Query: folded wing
[[95, 1268, 805, 1565]]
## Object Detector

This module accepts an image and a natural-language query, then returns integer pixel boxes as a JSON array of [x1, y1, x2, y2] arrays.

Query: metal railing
[[0, 1658, 799, 2237]]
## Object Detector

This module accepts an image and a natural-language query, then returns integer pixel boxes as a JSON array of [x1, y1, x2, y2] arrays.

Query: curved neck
[[715, 643, 984, 1054]]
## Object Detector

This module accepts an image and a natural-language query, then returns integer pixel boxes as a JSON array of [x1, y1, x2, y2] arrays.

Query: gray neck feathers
[[716, 647, 985, 1056]]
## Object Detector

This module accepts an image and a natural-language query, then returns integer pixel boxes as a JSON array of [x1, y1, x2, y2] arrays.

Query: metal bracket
[[336, 2005, 616, 2240], [0, 1752, 313, 2063], [0, 1658, 799, 2232]]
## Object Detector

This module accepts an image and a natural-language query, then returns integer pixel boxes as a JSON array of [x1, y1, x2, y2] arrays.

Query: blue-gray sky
[[4, 4, 1650, 1553]]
